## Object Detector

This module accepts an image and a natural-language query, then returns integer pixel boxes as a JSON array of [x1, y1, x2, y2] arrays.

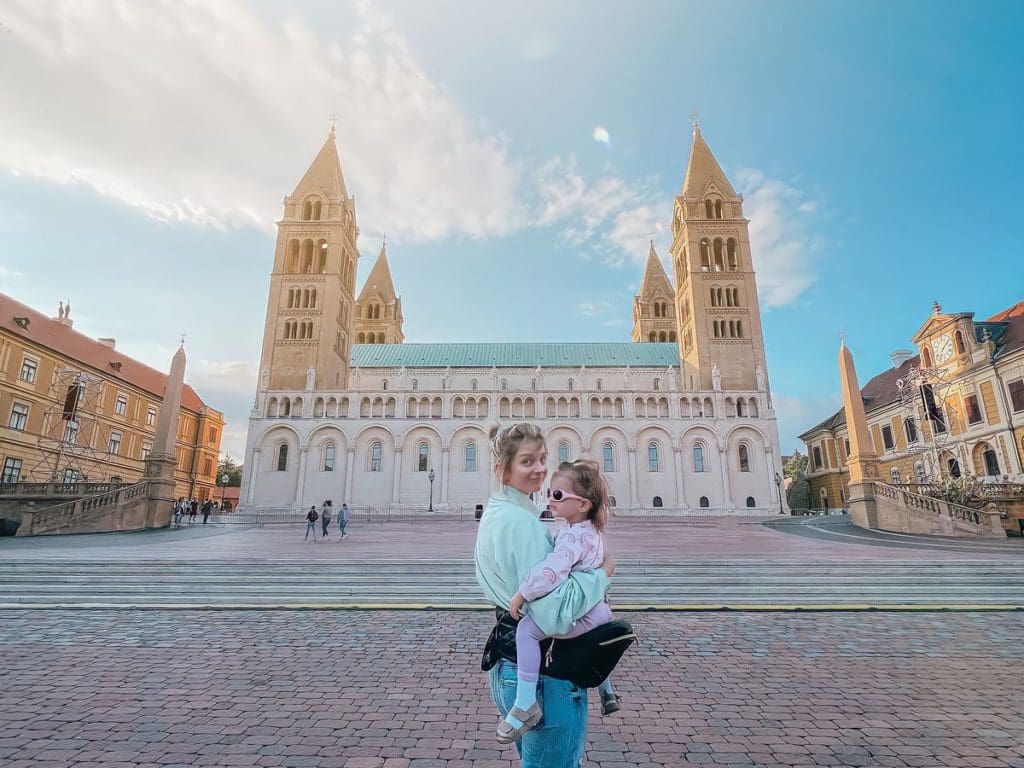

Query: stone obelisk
[[839, 340, 880, 529], [144, 344, 186, 527]]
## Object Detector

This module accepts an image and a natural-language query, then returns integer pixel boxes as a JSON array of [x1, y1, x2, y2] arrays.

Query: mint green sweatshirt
[[474, 485, 610, 637]]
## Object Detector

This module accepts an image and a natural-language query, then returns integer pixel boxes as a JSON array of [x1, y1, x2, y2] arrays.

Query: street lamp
[[219, 473, 229, 511], [428, 468, 436, 513], [774, 472, 784, 515]]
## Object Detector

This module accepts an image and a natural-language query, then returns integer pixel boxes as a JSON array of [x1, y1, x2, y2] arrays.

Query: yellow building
[[1, 294, 225, 500], [800, 299, 1024, 514]]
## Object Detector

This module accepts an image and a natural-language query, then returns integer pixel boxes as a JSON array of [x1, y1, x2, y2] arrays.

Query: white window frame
[[114, 392, 128, 416], [9, 402, 29, 431], [19, 356, 38, 384]]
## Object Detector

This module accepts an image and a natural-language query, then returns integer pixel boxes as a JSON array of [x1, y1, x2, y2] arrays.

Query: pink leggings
[[515, 601, 613, 683]]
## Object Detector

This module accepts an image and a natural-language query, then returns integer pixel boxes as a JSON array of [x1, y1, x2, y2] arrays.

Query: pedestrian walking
[[304, 505, 319, 541], [201, 498, 213, 525], [173, 498, 184, 528], [321, 501, 332, 540], [188, 498, 198, 525], [338, 502, 350, 540]]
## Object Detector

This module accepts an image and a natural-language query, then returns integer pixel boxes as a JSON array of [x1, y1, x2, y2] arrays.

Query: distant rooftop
[[350, 342, 680, 369]]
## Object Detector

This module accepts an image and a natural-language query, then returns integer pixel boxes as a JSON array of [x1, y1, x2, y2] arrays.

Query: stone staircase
[[1, 558, 1022, 609]]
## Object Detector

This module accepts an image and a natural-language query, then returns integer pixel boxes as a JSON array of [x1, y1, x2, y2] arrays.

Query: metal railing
[[211, 504, 476, 527]]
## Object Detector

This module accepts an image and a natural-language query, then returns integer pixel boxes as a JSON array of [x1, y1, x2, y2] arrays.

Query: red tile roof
[[2, 293, 212, 413]]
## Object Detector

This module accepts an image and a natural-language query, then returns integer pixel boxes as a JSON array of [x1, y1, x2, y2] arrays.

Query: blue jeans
[[488, 659, 587, 768]]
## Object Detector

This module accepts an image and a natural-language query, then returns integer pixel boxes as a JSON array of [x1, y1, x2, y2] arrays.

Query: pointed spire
[[839, 339, 879, 484], [639, 241, 672, 297], [681, 123, 737, 199], [357, 241, 398, 303], [153, 344, 186, 459], [291, 129, 349, 201]]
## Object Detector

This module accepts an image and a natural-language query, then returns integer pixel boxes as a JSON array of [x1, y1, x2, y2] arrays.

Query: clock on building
[[931, 334, 954, 363]]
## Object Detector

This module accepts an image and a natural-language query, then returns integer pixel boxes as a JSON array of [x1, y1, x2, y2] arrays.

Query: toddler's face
[[548, 475, 589, 523], [504, 439, 547, 495]]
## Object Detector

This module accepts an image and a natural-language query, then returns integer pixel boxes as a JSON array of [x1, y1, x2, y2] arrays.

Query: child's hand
[[509, 592, 525, 620]]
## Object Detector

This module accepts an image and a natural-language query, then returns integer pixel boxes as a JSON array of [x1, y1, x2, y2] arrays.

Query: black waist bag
[[481, 608, 636, 689]]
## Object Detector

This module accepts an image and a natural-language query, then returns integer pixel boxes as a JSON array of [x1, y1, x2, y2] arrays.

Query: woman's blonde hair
[[552, 459, 609, 532], [487, 421, 545, 483]]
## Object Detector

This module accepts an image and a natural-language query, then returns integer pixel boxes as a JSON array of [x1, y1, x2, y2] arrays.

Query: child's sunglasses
[[549, 489, 586, 503]]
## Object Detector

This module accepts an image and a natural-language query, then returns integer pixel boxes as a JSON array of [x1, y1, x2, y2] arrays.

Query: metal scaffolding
[[895, 362, 965, 482], [30, 366, 111, 483]]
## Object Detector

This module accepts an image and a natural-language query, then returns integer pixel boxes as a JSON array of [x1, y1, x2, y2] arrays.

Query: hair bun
[[485, 419, 502, 441]]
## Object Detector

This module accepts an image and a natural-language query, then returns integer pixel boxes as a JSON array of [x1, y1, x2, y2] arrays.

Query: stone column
[[626, 447, 638, 508], [392, 447, 403, 503], [673, 446, 685, 509], [143, 345, 186, 528], [840, 341, 880, 529], [293, 447, 308, 507], [344, 448, 355, 503], [719, 446, 732, 511], [441, 446, 451, 505], [244, 448, 261, 506]]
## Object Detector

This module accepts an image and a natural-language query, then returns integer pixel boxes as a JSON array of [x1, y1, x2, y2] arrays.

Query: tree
[[217, 455, 243, 487], [783, 451, 810, 510]]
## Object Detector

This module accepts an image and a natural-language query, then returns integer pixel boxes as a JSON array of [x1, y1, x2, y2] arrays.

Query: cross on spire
[[691, 110, 699, 130], [329, 113, 338, 134], [180, 331, 187, 348]]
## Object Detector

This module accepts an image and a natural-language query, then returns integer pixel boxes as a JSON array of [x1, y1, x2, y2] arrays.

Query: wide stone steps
[[2, 559, 1022, 608]]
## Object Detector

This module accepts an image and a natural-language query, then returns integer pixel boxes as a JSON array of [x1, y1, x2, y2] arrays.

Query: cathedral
[[238, 124, 787, 514]]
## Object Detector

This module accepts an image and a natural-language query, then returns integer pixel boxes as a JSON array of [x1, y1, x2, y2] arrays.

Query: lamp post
[[428, 468, 436, 513], [775, 472, 784, 515], [219, 473, 229, 511]]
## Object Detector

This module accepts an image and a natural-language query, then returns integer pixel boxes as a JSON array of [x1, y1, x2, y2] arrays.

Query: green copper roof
[[350, 343, 680, 369]]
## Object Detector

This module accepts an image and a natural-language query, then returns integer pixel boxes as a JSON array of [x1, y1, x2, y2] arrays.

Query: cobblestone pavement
[[2, 610, 1022, 767]]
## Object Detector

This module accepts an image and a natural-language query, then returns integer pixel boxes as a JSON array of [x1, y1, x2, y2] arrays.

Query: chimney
[[890, 349, 913, 369], [98, 337, 116, 350]]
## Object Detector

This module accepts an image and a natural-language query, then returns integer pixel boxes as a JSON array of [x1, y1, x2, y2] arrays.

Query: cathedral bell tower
[[354, 242, 405, 344], [258, 127, 360, 392], [669, 122, 769, 391], [632, 241, 677, 343]]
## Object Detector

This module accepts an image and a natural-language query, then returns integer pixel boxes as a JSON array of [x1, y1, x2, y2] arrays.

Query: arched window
[[417, 442, 429, 472], [411, 379, 418, 391], [465, 441, 477, 472], [954, 330, 966, 355], [658, 331, 667, 342], [648, 442, 660, 472], [558, 441, 570, 464], [501, 379, 508, 390], [705, 199, 714, 219], [738, 444, 750, 472], [745, 496, 756, 508], [699, 496, 710, 508], [713, 239, 725, 271], [653, 496, 663, 508], [653, 378, 660, 391], [727, 239, 738, 270], [302, 201, 312, 220], [276, 443, 288, 472], [357, 332, 365, 343], [567, 378, 573, 391], [312, 200, 322, 220], [649, 332, 657, 342], [693, 443, 705, 473], [922, 346, 932, 367], [596, 378, 603, 391], [471, 379, 478, 390], [982, 447, 1000, 476], [323, 442, 336, 472], [948, 457, 962, 478], [602, 442, 615, 472], [700, 239, 711, 271], [369, 441, 382, 472]]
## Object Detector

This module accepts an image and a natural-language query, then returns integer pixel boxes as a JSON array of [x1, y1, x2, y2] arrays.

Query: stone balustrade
[[0, 481, 127, 498], [871, 481, 1004, 537], [19, 481, 151, 536]]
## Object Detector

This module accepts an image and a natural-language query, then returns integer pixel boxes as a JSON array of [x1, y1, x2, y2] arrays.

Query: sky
[[1, 0, 1022, 461]]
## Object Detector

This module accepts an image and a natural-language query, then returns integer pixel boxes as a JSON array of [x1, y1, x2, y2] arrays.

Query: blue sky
[[1, 0, 1022, 460]]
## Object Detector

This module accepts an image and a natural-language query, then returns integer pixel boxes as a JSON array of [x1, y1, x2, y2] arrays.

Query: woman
[[474, 422, 614, 767]]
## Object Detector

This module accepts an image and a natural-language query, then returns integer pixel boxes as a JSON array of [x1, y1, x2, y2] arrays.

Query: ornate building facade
[[240, 125, 786, 513]]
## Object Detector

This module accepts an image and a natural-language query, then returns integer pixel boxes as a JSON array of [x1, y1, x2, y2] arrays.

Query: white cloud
[[734, 168, 824, 308], [0, 0, 526, 242], [772, 392, 842, 452]]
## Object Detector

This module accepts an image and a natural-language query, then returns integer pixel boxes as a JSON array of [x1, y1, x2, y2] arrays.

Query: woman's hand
[[509, 592, 525, 620], [601, 552, 616, 578]]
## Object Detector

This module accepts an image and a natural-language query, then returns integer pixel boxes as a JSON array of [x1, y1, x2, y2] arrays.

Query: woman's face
[[503, 439, 547, 495]]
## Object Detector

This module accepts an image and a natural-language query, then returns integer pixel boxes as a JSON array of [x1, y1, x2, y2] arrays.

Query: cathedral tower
[[257, 128, 360, 391], [632, 241, 677, 343], [354, 242, 404, 344], [669, 123, 769, 391]]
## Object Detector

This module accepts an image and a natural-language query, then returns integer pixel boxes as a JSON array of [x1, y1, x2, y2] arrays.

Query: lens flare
[[592, 125, 611, 146]]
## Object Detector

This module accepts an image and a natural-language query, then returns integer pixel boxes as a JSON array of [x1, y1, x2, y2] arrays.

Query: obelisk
[[839, 340, 880, 529]]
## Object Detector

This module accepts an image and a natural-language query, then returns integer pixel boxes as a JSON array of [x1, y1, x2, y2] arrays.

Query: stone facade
[[240, 125, 786, 513]]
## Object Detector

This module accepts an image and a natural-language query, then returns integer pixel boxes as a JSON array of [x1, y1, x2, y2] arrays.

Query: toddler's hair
[[553, 459, 609, 532], [487, 421, 545, 482]]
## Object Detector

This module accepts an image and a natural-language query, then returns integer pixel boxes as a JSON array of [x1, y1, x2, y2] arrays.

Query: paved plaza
[[2, 609, 1023, 768]]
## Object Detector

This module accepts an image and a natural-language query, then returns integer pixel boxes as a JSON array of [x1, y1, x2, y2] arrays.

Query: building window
[[982, 448, 1000, 477], [738, 444, 750, 472], [62, 468, 80, 485], [693, 444, 705, 473], [648, 442, 660, 472], [64, 420, 79, 444], [323, 442, 336, 472], [596, 378, 603, 391], [904, 418, 918, 444], [141, 441, 152, 461], [19, 358, 37, 384], [465, 441, 477, 472], [602, 442, 615, 473], [948, 458, 962, 478], [914, 462, 926, 483], [1009, 379, 1024, 412], [114, 393, 128, 416], [2, 457, 23, 484], [812, 446, 823, 469], [203, 457, 213, 475], [108, 430, 122, 455], [8, 403, 28, 432], [891, 467, 901, 483], [146, 407, 157, 427], [501, 379, 508, 391], [653, 496, 663, 508], [699, 496, 710, 508], [370, 441, 382, 472], [965, 395, 982, 425], [746, 496, 756, 508], [276, 444, 288, 471], [471, 379, 478, 391], [558, 441, 570, 464], [417, 442, 429, 472], [881, 425, 894, 451]]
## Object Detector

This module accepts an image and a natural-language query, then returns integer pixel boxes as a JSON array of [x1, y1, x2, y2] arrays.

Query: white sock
[[506, 676, 538, 725]]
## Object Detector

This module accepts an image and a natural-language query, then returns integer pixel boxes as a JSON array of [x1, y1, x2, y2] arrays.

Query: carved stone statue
[[756, 365, 766, 391], [712, 363, 722, 391], [260, 368, 269, 390], [305, 366, 316, 391]]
